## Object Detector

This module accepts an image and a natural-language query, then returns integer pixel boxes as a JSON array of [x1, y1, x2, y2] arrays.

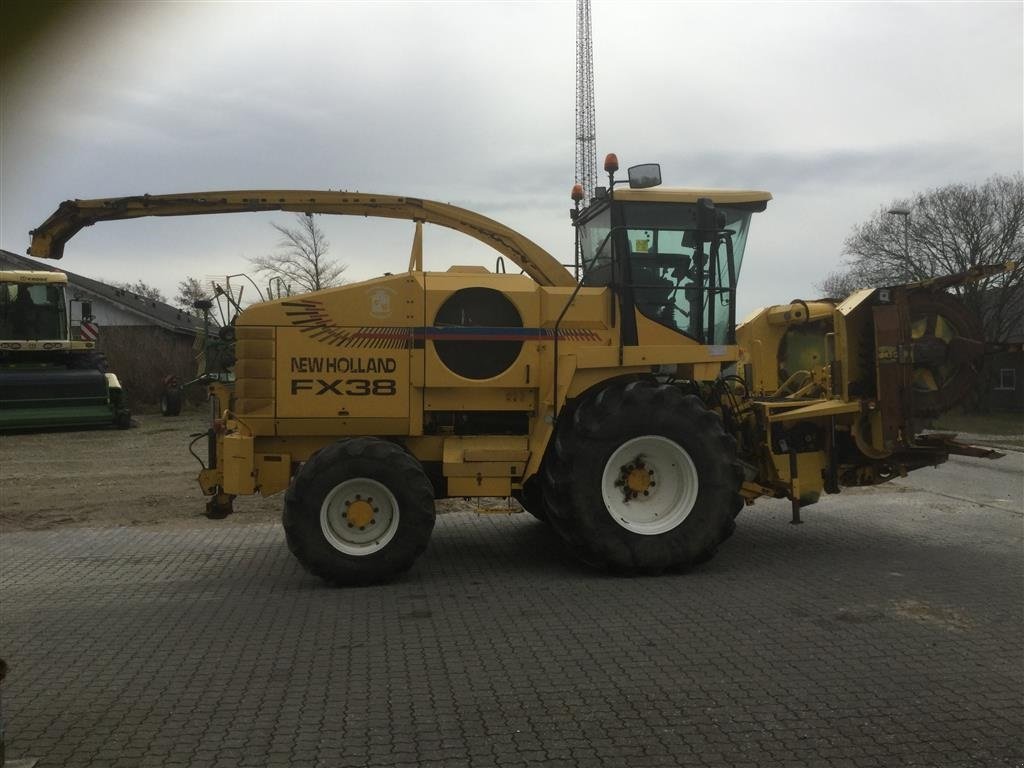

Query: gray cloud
[[2, 1, 1020, 316]]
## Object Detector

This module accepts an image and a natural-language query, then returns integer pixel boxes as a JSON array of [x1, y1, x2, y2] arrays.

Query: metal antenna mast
[[575, 0, 597, 205]]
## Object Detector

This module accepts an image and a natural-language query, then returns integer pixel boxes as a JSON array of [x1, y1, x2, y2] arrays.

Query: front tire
[[543, 380, 742, 572], [512, 474, 549, 523], [283, 437, 435, 586]]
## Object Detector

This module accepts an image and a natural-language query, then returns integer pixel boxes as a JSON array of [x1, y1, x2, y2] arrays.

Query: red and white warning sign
[[80, 321, 99, 342]]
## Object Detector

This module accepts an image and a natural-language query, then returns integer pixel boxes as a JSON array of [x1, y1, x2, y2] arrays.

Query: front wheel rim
[[601, 435, 699, 535], [320, 478, 400, 556]]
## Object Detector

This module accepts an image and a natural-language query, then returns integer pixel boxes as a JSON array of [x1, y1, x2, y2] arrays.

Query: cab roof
[[612, 187, 772, 205], [0, 270, 68, 284]]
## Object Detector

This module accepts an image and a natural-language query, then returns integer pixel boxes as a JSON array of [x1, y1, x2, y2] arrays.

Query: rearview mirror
[[627, 164, 661, 189]]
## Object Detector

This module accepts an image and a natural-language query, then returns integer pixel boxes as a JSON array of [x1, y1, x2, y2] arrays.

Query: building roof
[[0, 249, 205, 335]]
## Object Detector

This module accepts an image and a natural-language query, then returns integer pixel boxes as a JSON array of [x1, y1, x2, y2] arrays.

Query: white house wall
[[87, 300, 150, 327], [67, 284, 165, 328]]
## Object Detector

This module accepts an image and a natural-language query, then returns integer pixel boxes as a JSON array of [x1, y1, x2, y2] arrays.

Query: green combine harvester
[[0, 270, 130, 431]]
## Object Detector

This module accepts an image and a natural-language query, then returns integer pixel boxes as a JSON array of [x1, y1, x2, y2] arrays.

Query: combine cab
[[0, 271, 130, 431]]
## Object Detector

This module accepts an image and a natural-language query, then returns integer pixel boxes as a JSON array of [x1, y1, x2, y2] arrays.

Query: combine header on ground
[[27, 157, 1002, 583]]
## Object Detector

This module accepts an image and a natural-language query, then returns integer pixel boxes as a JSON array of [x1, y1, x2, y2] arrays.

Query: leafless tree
[[173, 276, 211, 314], [248, 213, 347, 295], [116, 280, 166, 303], [817, 174, 1023, 344]]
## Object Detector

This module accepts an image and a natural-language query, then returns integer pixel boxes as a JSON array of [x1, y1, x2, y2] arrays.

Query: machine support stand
[[824, 416, 840, 495], [204, 490, 235, 520], [789, 452, 803, 525]]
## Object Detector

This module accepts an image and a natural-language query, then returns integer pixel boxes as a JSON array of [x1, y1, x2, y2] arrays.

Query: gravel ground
[[0, 412, 500, 532]]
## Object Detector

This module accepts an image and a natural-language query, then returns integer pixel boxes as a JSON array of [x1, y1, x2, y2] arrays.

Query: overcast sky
[[2, 1, 1021, 317]]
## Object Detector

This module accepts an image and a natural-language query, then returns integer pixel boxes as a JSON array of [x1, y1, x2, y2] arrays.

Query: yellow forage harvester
[[28, 156, 1004, 584]]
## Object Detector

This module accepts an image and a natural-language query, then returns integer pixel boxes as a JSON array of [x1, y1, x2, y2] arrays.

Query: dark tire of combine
[[283, 437, 435, 586], [542, 379, 742, 574], [512, 474, 550, 523]]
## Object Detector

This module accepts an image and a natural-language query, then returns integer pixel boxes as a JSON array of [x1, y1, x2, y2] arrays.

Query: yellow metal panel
[[422, 273, 542, 391], [766, 399, 862, 423], [222, 433, 255, 495], [248, 273, 423, 327], [770, 451, 827, 502], [424, 272, 539, 298], [198, 467, 220, 495], [409, 386, 424, 436], [692, 362, 721, 381], [448, 476, 512, 496], [227, 417, 276, 436], [236, 326, 275, 340], [463, 447, 530, 462], [236, 339, 274, 359], [836, 288, 876, 316], [834, 297, 874, 402], [442, 436, 529, 463], [274, 326, 410, 420], [273, 417, 410, 436], [573, 347, 619, 369], [622, 345, 737, 366], [404, 436, 445, 462], [424, 388, 535, 411], [255, 453, 291, 496], [235, 398, 274, 417], [235, 359, 275, 378], [409, 349, 425, 387], [634, 310, 694, 347], [254, 435, 339, 462], [445, 462, 525, 478], [442, 436, 529, 483], [540, 287, 612, 330], [235, 379, 274, 399]]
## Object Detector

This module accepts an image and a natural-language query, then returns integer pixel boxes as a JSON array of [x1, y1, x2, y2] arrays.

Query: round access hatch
[[433, 287, 523, 380]]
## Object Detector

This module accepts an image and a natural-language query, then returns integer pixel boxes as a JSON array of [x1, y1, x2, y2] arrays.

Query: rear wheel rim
[[320, 478, 400, 556], [601, 435, 699, 535]]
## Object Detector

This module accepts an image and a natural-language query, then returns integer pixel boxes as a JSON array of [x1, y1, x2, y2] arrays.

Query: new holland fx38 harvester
[[27, 157, 1001, 584]]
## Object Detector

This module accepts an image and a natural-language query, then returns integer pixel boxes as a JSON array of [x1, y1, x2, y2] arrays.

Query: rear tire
[[283, 437, 435, 586], [160, 386, 183, 416], [543, 380, 741, 572]]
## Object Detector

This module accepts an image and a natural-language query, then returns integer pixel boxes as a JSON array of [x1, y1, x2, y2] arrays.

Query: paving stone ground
[[1, 458, 1022, 768]]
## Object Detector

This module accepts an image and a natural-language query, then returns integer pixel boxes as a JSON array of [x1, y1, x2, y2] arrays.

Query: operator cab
[[0, 272, 69, 342], [573, 157, 770, 346]]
